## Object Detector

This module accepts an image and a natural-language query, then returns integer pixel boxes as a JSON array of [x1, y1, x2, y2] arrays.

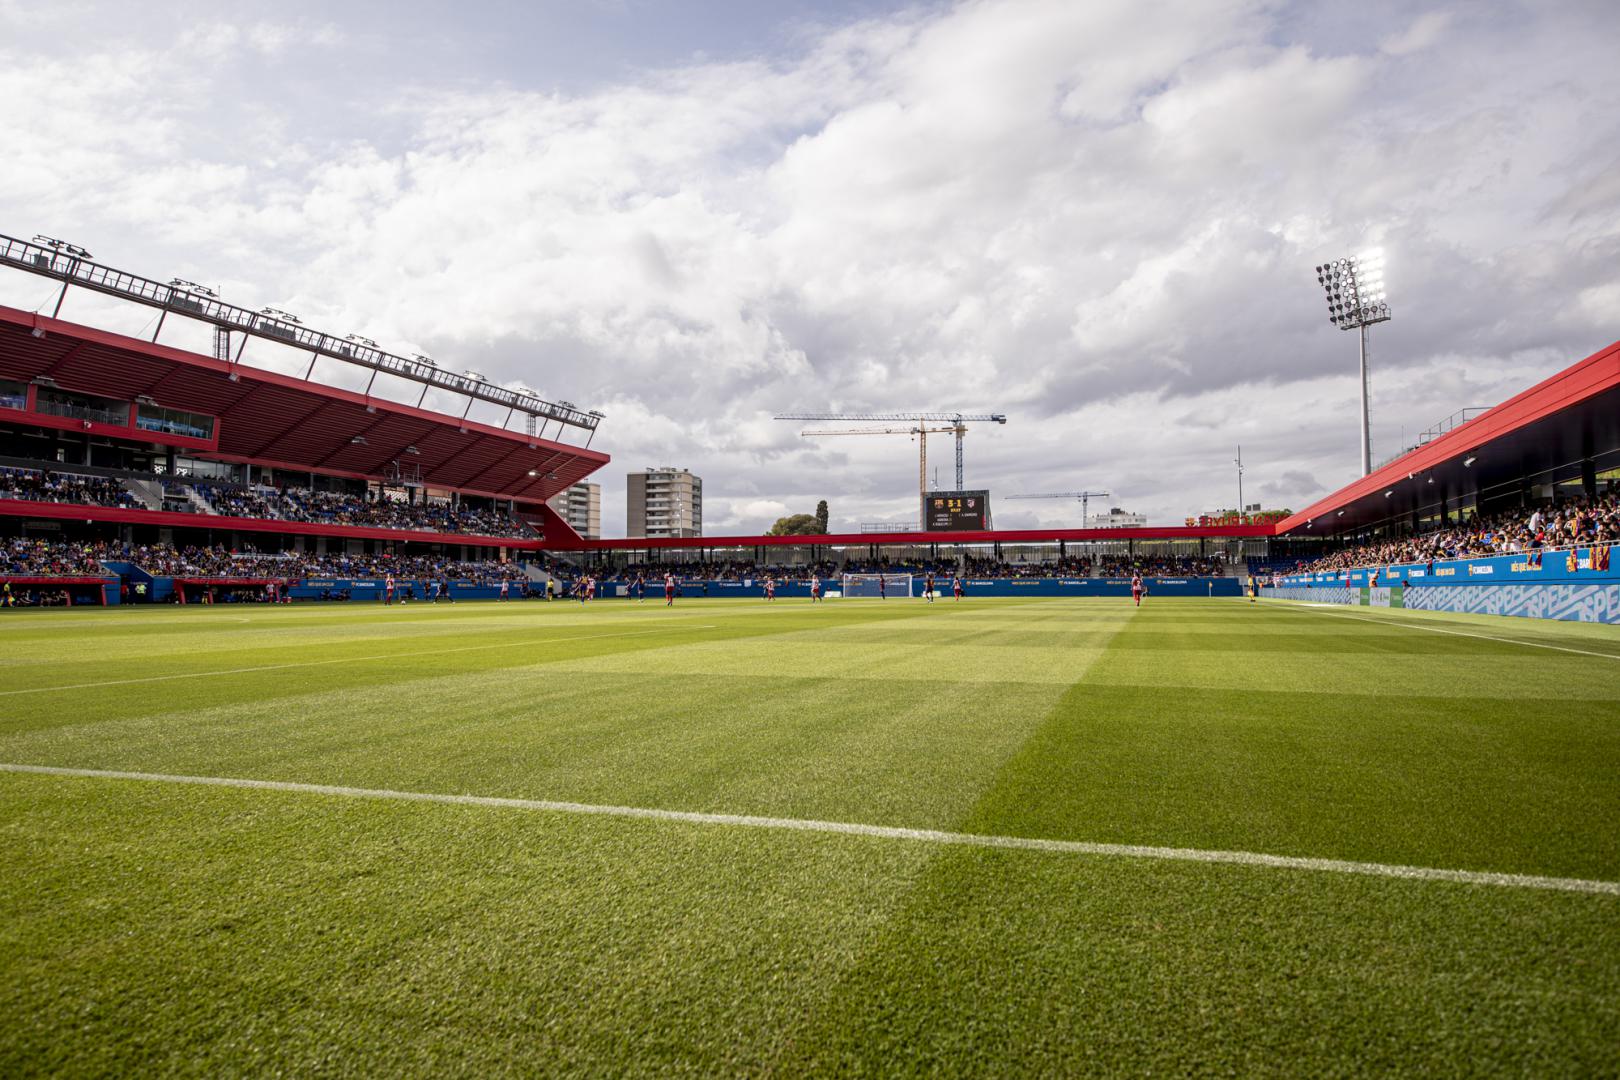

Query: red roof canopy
[[0, 305, 608, 503]]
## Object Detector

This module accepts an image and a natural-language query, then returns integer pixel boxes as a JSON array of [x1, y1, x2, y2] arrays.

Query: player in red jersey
[[810, 574, 822, 602], [385, 574, 395, 605], [764, 576, 776, 602], [952, 575, 963, 600], [1131, 573, 1144, 607], [664, 573, 676, 606]]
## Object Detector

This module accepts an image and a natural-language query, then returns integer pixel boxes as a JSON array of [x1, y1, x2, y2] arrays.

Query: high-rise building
[[627, 467, 702, 538], [548, 482, 601, 539]]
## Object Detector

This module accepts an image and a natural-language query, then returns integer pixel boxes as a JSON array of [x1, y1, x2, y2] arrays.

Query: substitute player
[[1131, 573, 1144, 607]]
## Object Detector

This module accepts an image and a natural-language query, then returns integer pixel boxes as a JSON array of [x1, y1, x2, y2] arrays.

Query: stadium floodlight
[[258, 307, 301, 324], [168, 278, 218, 298], [346, 334, 378, 348], [1315, 248, 1392, 477], [33, 235, 92, 259]]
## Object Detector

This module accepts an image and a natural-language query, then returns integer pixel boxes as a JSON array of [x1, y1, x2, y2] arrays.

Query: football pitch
[[2, 597, 1617, 1075]]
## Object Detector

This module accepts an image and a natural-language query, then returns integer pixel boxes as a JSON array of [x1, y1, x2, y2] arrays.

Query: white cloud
[[1380, 11, 1452, 57]]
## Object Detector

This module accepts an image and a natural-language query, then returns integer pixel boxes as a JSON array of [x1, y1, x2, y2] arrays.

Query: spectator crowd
[[0, 467, 143, 510], [0, 538, 531, 584], [1296, 491, 1619, 574], [0, 461, 529, 539]]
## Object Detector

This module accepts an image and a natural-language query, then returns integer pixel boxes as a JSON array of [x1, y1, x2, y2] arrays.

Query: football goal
[[840, 573, 915, 598]]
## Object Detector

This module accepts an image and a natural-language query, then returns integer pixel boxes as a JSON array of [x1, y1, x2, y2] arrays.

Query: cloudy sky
[[2, 0, 1616, 535]]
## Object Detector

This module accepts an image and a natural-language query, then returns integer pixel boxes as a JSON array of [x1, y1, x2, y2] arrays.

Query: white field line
[[1270, 601, 1620, 660], [0, 626, 717, 697], [3, 763, 1614, 897]]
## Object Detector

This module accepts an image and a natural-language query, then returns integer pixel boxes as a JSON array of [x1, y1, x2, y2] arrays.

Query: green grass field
[[2, 597, 1618, 1075]]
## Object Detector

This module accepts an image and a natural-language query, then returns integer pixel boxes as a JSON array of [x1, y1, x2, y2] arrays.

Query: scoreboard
[[925, 490, 989, 531]]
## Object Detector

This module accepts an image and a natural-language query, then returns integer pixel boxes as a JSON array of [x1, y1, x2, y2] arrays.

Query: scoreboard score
[[925, 490, 989, 531]]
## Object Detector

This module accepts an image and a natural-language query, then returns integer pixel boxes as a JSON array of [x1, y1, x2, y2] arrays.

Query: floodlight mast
[[1315, 250, 1390, 476]]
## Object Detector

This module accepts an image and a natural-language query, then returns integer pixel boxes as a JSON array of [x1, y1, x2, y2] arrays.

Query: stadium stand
[[0, 466, 143, 510], [1295, 490, 1619, 573]]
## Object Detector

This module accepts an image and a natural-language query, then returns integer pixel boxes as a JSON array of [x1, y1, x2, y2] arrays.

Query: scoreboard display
[[926, 490, 989, 531]]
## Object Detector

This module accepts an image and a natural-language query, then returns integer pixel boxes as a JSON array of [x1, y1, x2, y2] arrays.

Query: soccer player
[[634, 572, 646, 603], [384, 573, 395, 605], [1131, 573, 1144, 607], [1246, 573, 1258, 603], [810, 574, 822, 603], [664, 572, 676, 606], [764, 576, 776, 602], [499, 579, 509, 602], [924, 571, 935, 603], [430, 579, 441, 604], [586, 575, 597, 603], [878, 574, 887, 600]]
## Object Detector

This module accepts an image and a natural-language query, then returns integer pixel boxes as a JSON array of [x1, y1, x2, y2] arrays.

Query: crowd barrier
[[1272, 545, 1620, 623], [605, 577, 1243, 599]]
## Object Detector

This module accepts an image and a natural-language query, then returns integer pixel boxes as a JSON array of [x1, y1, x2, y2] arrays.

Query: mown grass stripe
[[1271, 600, 1620, 659], [0, 625, 717, 697], [5, 762, 1615, 896]]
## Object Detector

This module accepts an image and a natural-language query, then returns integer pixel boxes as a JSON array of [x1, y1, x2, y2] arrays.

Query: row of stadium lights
[[34, 235, 544, 403]]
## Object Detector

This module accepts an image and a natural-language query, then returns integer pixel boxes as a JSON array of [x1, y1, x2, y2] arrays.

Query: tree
[[814, 500, 829, 533], [768, 513, 823, 536]]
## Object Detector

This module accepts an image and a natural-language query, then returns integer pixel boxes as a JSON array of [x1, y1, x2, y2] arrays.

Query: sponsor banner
[[1282, 547, 1618, 589]]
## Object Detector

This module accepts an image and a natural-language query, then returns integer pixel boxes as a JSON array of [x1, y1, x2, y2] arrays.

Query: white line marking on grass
[[0, 626, 718, 697], [3, 763, 1614, 896], [1271, 601, 1620, 660]]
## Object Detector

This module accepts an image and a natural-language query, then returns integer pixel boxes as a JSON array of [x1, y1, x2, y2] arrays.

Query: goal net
[[840, 573, 915, 598]]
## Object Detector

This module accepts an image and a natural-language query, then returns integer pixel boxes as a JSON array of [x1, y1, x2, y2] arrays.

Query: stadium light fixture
[[259, 307, 301, 324], [33, 235, 92, 259], [1463, 456, 1476, 467], [168, 278, 218, 298], [350, 435, 367, 446], [1315, 248, 1392, 477]]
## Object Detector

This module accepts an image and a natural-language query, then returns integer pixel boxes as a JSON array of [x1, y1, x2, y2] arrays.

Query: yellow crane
[[777, 412, 1008, 529]]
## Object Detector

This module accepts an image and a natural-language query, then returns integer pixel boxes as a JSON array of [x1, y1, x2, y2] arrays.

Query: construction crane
[[1007, 491, 1113, 528], [777, 412, 1007, 528]]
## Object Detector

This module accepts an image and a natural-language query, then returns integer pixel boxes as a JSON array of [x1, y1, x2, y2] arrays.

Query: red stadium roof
[[0, 305, 608, 503], [1275, 338, 1620, 534]]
